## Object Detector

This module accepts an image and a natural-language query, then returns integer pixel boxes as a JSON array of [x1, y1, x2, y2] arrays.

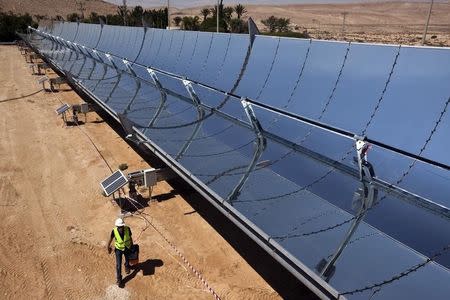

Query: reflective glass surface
[[29, 23, 450, 300]]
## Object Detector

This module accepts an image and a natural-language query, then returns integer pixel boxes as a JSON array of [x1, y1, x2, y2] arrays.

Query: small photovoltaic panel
[[55, 103, 70, 115], [100, 170, 128, 196]]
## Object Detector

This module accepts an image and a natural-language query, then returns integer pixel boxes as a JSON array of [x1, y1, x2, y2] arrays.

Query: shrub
[[0, 12, 37, 42], [118, 163, 128, 171]]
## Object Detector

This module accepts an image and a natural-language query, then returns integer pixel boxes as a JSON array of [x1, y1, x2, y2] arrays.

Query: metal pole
[[422, 0, 434, 45], [341, 12, 348, 40], [167, 0, 170, 29], [123, 0, 127, 26], [217, 0, 219, 33]]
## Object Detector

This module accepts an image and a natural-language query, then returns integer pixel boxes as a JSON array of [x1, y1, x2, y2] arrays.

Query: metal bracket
[[91, 48, 108, 64], [355, 137, 371, 181], [37, 76, 49, 90], [29, 62, 48, 75], [46, 77, 67, 92], [124, 76, 142, 112], [175, 80, 205, 160], [127, 168, 176, 187], [105, 53, 118, 69], [145, 68, 167, 129], [226, 98, 267, 203], [182, 79, 202, 108], [147, 68, 162, 89], [242, 98, 265, 144], [123, 59, 137, 77], [317, 175, 378, 281], [77, 44, 90, 58]]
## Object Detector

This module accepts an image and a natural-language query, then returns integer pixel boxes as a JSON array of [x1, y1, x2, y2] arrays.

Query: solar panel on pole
[[55, 103, 70, 115], [100, 170, 128, 196]]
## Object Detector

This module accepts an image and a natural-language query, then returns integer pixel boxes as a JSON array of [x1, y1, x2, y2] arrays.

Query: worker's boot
[[125, 266, 131, 275], [116, 278, 122, 287]]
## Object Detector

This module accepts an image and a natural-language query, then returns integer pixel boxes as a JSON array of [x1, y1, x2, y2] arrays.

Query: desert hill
[[0, 0, 116, 18], [1, 0, 448, 46]]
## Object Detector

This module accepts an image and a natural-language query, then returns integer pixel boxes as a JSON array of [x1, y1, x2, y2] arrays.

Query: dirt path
[[0, 45, 283, 299]]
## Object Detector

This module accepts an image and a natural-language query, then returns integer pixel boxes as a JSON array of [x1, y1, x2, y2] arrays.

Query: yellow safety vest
[[114, 226, 131, 251]]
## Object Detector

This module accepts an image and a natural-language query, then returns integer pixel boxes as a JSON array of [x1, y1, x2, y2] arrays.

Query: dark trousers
[[115, 248, 130, 281]]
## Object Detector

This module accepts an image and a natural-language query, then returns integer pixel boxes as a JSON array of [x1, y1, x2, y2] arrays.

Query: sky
[[104, 0, 428, 9]]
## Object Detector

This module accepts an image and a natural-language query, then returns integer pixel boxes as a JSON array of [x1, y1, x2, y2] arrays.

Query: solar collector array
[[25, 22, 450, 299]]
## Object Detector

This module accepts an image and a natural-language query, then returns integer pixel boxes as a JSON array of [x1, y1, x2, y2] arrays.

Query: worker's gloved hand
[[107, 246, 112, 254]]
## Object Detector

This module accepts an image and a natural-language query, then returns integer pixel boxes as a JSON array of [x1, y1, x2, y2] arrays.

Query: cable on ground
[[49, 86, 221, 300]]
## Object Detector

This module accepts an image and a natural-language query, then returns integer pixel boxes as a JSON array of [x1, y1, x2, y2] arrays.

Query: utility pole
[[422, 0, 434, 45], [217, 0, 219, 32], [167, 0, 170, 29], [341, 12, 348, 40], [122, 0, 127, 26], [76, 1, 86, 20]]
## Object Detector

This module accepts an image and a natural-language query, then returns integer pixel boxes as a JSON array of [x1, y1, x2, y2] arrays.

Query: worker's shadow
[[122, 259, 164, 285]]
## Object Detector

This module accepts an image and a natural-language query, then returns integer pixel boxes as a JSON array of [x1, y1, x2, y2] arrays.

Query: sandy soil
[[0, 45, 307, 299], [0, 0, 117, 18]]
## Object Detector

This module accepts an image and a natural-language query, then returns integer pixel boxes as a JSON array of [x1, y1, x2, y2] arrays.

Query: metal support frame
[[122, 60, 142, 113], [123, 59, 137, 77], [175, 79, 205, 160], [37, 76, 49, 90], [124, 80, 142, 112], [26, 25, 450, 300], [102, 54, 124, 104], [28, 27, 450, 221], [145, 68, 167, 129], [317, 149, 378, 281], [72, 103, 93, 123], [227, 98, 267, 203], [49, 77, 68, 92], [29, 62, 48, 75], [105, 53, 118, 69], [127, 168, 176, 187], [355, 136, 371, 181]]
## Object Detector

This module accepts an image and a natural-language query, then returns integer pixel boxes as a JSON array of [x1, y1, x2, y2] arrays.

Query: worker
[[107, 218, 133, 286]]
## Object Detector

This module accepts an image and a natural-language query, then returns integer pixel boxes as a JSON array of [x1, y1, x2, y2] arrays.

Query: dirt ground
[[0, 45, 311, 299]]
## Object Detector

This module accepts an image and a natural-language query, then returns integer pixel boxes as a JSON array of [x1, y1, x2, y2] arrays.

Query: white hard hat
[[115, 218, 125, 227]]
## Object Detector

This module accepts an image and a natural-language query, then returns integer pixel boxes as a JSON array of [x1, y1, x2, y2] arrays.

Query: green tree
[[275, 17, 291, 32], [117, 4, 128, 26], [106, 14, 123, 25], [261, 16, 291, 33], [67, 13, 80, 22], [130, 5, 144, 26], [34, 14, 47, 22], [0, 12, 37, 42], [173, 16, 182, 27], [89, 12, 99, 23], [229, 18, 247, 33], [223, 6, 234, 21], [261, 15, 277, 33], [200, 8, 210, 21], [234, 4, 247, 19], [182, 16, 200, 31]]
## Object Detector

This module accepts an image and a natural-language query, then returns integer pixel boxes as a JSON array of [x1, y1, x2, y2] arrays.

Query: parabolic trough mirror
[[20, 21, 450, 299]]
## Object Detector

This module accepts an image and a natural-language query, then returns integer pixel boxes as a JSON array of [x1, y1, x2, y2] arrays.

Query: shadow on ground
[[115, 195, 150, 213], [122, 259, 164, 285], [66, 85, 319, 299]]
